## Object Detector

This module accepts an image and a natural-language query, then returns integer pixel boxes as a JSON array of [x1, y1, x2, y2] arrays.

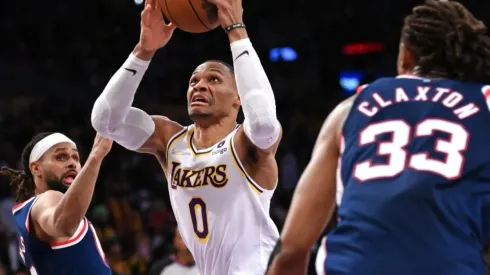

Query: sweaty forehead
[[192, 62, 233, 76]]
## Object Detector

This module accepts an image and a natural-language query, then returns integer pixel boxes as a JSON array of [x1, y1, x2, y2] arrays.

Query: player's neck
[[410, 66, 448, 79], [193, 120, 236, 149], [34, 179, 46, 196], [175, 251, 195, 265]]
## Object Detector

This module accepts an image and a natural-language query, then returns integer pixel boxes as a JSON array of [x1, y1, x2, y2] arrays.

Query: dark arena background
[[0, 0, 489, 274]]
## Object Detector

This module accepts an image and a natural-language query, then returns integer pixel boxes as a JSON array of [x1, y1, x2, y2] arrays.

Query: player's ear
[[29, 162, 42, 177], [398, 42, 416, 74], [232, 93, 241, 110], [230, 78, 240, 109]]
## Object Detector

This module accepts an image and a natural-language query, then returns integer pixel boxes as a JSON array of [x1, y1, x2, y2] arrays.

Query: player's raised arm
[[266, 98, 354, 275], [30, 135, 112, 238], [209, 0, 282, 154], [91, 0, 181, 154]]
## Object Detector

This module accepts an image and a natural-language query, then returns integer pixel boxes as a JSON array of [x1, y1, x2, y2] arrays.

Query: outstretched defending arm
[[266, 97, 355, 275], [31, 135, 112, 238], [91, 0, 179, 153]]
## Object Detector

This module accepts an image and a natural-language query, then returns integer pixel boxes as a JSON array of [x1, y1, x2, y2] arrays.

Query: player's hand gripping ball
[[159, 0, 220, 33]]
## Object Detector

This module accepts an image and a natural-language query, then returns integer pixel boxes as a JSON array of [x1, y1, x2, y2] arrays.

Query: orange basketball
[[160, 0, 220, 33]]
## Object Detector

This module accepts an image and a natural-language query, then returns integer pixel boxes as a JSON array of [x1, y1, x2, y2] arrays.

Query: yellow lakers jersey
[[165, 125, 279, 275]]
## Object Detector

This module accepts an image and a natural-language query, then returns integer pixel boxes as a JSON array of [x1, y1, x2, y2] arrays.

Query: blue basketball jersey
[[12, 196, 112, 275], [325, 75, 490, 275]]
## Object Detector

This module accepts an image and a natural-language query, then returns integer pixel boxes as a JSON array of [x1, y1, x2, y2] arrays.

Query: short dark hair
[[401, 0, 490, 83], [0, 132, 53, 202], [205, 60, 234, 75]]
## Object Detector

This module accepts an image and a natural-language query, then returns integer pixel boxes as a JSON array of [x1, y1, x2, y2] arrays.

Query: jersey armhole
[[50, 217, 89, 249], [25, 196, 41, 233], [481, 85, 490, 113], [229, 128, 275, 196], [337, 94, 359, 153], [11, 196, 40, 233]]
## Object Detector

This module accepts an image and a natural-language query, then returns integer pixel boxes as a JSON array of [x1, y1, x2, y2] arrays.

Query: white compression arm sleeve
[[91, 53, 155, 151], [231, 38, 281, 150]]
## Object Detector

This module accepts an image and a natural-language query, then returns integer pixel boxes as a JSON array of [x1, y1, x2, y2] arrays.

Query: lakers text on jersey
[[165, 125, 279, 275]]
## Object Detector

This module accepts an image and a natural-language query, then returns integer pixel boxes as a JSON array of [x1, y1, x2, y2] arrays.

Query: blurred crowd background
[[0, 0, 489, 274]]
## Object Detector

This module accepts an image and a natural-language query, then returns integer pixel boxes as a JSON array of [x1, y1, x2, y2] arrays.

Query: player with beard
[[0, 132, 113, 275]]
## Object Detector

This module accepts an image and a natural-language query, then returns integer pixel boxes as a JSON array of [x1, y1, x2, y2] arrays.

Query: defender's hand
[[137, 0, 176, 54], [207, 0, 243, 28], [91, 134, 113, 158]]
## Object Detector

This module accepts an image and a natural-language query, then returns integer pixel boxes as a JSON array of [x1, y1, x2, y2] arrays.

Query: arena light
[[269, 48, 280, 62], [342, 42, 384, 56], [280, 47, 297, 61], [134, 0, 144, 5], [269, 47, 297, 62], [339, 71, 364, 96]]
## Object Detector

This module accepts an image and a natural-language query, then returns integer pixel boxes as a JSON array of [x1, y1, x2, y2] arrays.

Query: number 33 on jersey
[[354, 118, 467, 181], [342, 77, 490, 187], [326, 76, 490, 275]]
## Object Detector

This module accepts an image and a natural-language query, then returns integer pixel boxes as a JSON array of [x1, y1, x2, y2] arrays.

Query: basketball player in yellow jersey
[[90, 0, 281, 273]]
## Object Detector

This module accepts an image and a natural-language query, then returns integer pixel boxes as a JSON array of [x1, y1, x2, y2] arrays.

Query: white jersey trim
[[12, 196, 40, 233], [12, 196, 37, 215], [25, 196, 41, 232], [50, 217, 89, 249], [315, 236, 327, 275], [396, 74, 424, 80], [481, 85, 490, 112], [88, 223, 110, 267]]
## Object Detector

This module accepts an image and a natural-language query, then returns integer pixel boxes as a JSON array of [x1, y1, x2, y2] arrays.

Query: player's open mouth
[[190, 94, 210, 106], [63, 171, 78, 185]]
